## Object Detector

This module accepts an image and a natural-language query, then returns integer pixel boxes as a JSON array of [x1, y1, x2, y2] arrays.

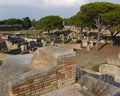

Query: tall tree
[[101, 9, 120, 45], [35, 15, 63, 33], [31, 19, 36, 28], [80, 2, 116, 50], [69, 12, 93, 33], [23, 17, 32, 29]]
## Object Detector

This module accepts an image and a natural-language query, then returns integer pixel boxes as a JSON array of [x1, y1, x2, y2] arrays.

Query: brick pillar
[[57, 54, 76, 88]]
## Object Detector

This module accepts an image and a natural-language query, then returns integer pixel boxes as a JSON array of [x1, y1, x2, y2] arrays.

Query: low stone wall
[[79, 75, 120, 96], [99, 64, 120, 83], [9, 47, 76, 96], [107, 57, 120, 67], [99, 64, 120, 76]]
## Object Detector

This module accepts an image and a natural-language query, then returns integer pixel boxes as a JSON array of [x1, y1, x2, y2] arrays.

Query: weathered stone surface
[[1, 46, 76, 96], [79, 75, 120, 96], [31, 46, 75, 68], [0, 53, 11, 61], [114, 75, 120, 83], [99, 64, 120, 76], [119, 53, 120, 59], [31, 48, 56, 68], [0, 54, 33, 96], [99, 64, 120, 83], [107, 57, 120, 66], [42, 84, 83, 96], [0, 54, 33, 78]]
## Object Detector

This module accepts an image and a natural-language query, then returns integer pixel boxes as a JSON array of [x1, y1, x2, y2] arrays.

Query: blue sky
[[0, 0, 120, 20]]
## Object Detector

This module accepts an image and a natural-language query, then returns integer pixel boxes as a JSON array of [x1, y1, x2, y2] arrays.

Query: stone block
[[107, 57, 120, 66]]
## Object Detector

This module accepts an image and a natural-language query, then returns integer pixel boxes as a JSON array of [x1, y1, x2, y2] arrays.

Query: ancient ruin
[[99, 53, 120, 83], [0, 46, 76, 96]]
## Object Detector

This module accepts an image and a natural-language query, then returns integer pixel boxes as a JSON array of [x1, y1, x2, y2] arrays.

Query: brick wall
[[9, 47, 76, 96]]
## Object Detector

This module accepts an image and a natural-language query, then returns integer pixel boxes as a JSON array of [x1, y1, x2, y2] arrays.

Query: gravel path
[[76, 44, 120, 68]]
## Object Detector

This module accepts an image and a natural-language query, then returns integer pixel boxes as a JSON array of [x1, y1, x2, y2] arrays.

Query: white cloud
[[42, 0, 88, 8], [0, 0, 39, 6], [0, 0, 88, 8]]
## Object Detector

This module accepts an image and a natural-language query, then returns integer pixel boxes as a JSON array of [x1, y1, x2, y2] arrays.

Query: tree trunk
[[96, 29, 100, 51], [48, 30, 50, 35], [110, 30, 118, 46], [111, 32, 114, 46], [95, 16, 102, 51], [80, 27, 83, 34]]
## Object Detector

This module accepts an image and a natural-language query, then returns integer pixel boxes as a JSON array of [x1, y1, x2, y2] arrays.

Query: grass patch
[[91, 61, 108, 72], [0, 60, 2, 66], [0, 30, 42, 35], [117, 65, 120, 68], [0, 49, 8, 53], [92, 65, 100, 72]]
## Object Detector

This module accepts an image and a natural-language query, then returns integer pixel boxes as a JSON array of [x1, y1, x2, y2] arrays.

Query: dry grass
[[75, 44, 120, 68]]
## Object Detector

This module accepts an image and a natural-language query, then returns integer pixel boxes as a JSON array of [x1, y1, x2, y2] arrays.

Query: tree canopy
[[80, 2, 117, 29], [70, 12, 93, 28], [35, 16, 63, 32], [80, 2, 115, 17], [69, 2, 120, 47], [1, 18, 23, 25], [0, 17, 32, 30], [0, 18, 24, 30], [101, 9, 120, 27], [23, 17, 32, 29]]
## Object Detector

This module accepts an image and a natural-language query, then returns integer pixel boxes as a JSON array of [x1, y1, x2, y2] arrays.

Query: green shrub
[[0, 60, 2, 66], [92, 65, 100, 72]]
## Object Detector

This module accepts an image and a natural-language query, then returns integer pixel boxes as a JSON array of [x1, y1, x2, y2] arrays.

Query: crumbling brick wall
[[9, 47, 76, 96]]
